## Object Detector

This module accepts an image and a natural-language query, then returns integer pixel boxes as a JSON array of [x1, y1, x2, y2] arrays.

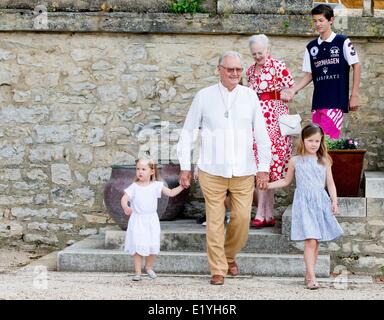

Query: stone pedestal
[[365, 171, 384, 198]]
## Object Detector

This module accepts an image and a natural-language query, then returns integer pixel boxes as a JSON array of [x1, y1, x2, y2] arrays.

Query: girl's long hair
[[297, 124, 332, 166], [134, 158, 159, 182]]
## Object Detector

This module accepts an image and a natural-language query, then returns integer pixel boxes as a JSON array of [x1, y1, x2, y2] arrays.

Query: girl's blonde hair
[[134, 158, 159, 182], [297, 124, 332, 166]]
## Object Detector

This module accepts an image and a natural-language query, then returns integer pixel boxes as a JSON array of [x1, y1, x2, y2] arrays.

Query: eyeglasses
[[219, 65, 243, 74]]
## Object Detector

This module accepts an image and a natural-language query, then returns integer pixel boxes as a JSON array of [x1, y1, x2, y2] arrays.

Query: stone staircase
[[57, 171, 383, 277], [57, 219, 330, 277]]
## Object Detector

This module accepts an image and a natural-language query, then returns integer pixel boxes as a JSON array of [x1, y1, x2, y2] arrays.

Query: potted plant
[[325, 136, 367, 197]]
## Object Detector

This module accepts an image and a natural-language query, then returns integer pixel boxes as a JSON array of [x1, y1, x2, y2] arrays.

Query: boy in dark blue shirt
[[282, 4, 361, 138]]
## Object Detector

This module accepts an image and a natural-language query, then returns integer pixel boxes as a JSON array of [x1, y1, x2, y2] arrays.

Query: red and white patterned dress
[[246, 56, 295, 182]]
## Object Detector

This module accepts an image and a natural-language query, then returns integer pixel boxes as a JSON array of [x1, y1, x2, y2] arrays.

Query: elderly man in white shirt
[[177, 51, 271, 285]]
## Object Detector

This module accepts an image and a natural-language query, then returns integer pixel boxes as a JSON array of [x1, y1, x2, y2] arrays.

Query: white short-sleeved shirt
[[124, 181, 163, 215], [302, 32, 359, 73]]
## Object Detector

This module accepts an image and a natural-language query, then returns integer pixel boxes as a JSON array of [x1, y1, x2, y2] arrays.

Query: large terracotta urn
[[103, 162, 189, 230], [329, 149, 367, 197]]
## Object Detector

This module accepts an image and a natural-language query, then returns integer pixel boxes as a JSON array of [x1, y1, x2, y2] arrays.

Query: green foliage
[[47, 2, 58, 12], [379, 265, 384, 275], [325, 135, 358, 150], [282, 20, 289, 32], [170, 0, 205, 14], [220, 5, 232, 18]]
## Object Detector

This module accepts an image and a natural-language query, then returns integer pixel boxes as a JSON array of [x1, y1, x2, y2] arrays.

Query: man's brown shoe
[[228, 261, 238, 276], [210, 275, 224, 285]]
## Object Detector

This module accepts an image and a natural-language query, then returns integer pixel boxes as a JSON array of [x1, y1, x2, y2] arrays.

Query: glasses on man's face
[[219, 65, 243, 74]]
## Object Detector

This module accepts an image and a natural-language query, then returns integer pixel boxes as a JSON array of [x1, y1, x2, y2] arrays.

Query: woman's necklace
[[254, 62, 263, 75], [218, 84, 239, 118]]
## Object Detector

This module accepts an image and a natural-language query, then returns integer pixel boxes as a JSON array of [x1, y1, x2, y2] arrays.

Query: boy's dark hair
[[311, 4, 334, 21]]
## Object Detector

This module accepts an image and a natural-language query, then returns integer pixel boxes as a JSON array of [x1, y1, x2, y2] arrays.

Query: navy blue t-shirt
[[307, 35, 350, 113]]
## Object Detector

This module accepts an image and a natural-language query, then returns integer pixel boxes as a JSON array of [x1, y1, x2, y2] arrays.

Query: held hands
[[180, 170, 192, 189], [256, 172, 269, 190], [280, 88, 295, 102]]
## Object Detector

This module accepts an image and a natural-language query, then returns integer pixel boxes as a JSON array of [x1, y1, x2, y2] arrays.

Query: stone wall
[[0, 1, 383, 260], [0, 31, 382, 251], [0, 1, 305, 14]]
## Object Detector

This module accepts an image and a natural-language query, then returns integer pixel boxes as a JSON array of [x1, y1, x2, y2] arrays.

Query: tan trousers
[[198, 170, 254, 276]]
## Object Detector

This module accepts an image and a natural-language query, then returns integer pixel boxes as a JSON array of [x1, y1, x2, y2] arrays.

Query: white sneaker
[[202, 221, 206, 226], [145, 269, 157, 279], [132, 274, 141, 281]]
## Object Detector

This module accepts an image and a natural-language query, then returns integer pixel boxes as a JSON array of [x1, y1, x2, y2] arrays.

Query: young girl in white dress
[[120, 158, 186, 281], [268, 124, 343, 289]]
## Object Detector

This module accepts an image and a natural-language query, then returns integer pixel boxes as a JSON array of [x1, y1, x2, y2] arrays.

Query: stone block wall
[[0, 0, 305, 14], [0, 31, 382, 250], [0, 3, 383, 256], [333, 198, 384, 275]]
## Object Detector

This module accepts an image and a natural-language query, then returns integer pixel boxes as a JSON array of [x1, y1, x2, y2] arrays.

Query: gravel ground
[[0, 248, 43, 273], [0, 247, 383, 300]]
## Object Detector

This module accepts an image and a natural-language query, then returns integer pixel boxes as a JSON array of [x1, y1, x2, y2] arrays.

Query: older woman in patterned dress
[[246, 34, 295, 228]]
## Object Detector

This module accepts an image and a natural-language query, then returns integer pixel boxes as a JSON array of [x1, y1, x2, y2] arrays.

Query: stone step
[[365, 171, 384, 198], [104, 219, 293, 253], [57, 234, 330, 277]]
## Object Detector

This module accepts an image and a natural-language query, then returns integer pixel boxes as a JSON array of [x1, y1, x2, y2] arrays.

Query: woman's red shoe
[[265, 218, 276, 227], [251, 218, 266, 228]]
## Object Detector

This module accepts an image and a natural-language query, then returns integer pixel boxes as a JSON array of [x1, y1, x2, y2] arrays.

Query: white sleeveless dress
[[124, 181, 163, 256]]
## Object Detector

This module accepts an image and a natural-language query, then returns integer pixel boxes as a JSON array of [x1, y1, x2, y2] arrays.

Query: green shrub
[[170, 0, 205, 14], [379, 265, 384, 275]]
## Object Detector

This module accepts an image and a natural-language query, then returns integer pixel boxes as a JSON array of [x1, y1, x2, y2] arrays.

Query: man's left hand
[[256, 172, 269, 190]]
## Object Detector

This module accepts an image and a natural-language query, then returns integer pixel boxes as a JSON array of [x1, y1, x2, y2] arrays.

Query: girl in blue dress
[[268, 124, 343, 289]]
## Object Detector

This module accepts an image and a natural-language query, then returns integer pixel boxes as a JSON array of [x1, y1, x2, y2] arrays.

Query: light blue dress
[[291, 156, 343, 241]]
